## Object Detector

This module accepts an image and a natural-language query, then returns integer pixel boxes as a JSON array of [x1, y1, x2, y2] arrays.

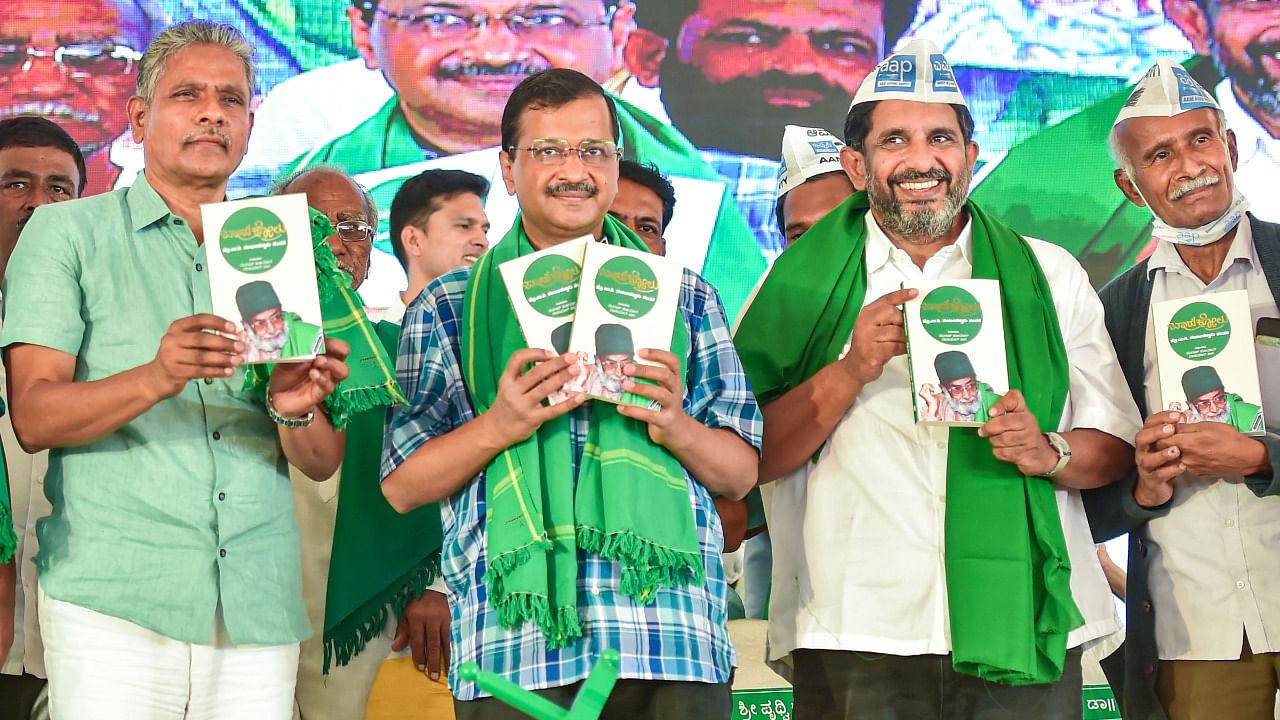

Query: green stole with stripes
[[460, 214, 701, 647]]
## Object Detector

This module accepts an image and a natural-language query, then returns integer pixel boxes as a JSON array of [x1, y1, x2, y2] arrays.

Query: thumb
[[391, 617, 408, 651]]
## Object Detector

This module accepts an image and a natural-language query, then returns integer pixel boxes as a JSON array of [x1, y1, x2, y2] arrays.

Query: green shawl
[[734, 192, 1083, 685], [0, 397, 13, 565], [461, 214, 700, 647], [242, 209, 405, 429], [322, 319, 443, 673]]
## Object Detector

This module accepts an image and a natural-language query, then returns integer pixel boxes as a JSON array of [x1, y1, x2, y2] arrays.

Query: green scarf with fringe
[[734, 192, 1083, 685], [462, 214, 700, 648], [0, 397, 13, 564], [322, 319, 442, 673], [242, 208, 405, 428]]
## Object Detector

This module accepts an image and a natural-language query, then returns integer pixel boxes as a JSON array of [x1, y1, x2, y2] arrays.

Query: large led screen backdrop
[[10, 0, 1264, 315]]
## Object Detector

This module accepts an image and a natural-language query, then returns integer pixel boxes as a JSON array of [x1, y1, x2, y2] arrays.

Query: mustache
[[737, 70, 842, 98], [183, 127, 229, 147], [889, 168, 951, 184], [1169, 174, 1219, 201], [546, 181, 597, 196], [436, 59, 548, 81], [0, 101, 100, 123]]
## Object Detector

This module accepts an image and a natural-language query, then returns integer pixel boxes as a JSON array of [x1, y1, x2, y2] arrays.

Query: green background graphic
[[595, 257, 659, 320], [219, 206, 290, 274], [1167, 301, 1231, 361]]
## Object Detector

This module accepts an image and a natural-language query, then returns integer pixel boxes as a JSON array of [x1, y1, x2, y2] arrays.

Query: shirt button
[[174, 218, 185, 226], [218, 492, 226, 501], [195, 262, 203, 272], [1237, 580, 1246, 589], [1226, 518, 1236, 527], [1142, 601, 1152, 613], [219, 549, 226, 558], [936, 442, 947, 450], [590, 586, 601, 597], [203, 377, 214, 385], [212, 431, 221, 440]]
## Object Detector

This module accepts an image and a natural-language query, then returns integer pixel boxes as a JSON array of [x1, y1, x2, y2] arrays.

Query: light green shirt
[[0, 173, 310, 645]]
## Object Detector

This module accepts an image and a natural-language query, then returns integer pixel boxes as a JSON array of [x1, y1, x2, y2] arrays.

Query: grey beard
[[1199, 406, 1229, 424], [248, 327, 287, 354], [946, 393, 981, 418], [867, 169, 970, 243], [599, 368, 625, 393]]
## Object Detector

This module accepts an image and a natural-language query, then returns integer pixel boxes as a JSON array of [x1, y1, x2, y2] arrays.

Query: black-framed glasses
[[508, 139, 621, 166], [333, 220, 373, 244], [373, 4, 615, 40], [0, 42, 141, 78], [699, 21, 877, 65]]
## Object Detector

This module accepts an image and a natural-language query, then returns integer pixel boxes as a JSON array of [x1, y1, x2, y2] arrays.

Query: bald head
[[275, 166, 375, 290]]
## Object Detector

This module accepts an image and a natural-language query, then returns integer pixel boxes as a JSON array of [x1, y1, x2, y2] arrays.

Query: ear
[[1227, 127, 1239, 172], [623, 28, 668, 88], [127, 95, 148, 144], [840, 146, 867, 191], [348, 6, 379, 70], [401, 224, 425, 258], [608, 1, 637, 77], [1114, 168, 1146, 207], [500, 149, 518, 196], [965, 140, 979, 173], [1164, 0, 1211, 56]]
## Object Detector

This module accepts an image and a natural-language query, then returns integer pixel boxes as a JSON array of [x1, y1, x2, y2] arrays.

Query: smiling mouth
[[461, 254, 480, 265], [898, 179, 942, 191]]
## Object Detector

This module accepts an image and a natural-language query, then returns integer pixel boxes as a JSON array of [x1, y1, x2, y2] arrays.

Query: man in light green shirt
[[0, 22, 350, 719]]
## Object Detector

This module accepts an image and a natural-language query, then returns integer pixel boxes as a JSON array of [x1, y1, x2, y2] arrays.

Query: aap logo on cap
[[808, 140, 839, 154], [874, 55, 917, 93], [1172, 66, 1214, 111], [930, 54, 958, 93]]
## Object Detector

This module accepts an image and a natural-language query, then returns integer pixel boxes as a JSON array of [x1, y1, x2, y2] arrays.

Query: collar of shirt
[[864, 210, 974, 277], [125, 172, 176, 232], [1147, 214, 1257, 286], [1218, 78, 1277, 168]]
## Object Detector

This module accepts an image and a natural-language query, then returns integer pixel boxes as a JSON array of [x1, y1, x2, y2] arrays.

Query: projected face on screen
[[357, 0, 632, 152], [1167, 0, 1280, 123], [0, 0, 139, 157], [642, 0, 884, 159]]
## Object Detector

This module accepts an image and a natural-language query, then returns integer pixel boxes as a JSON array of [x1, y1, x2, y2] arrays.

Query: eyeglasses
[[332, 220, 373, 244], [0, 42, 141, 78], [598, 356, 630, 371], [700, 22, 877, 65], [373, 4, 614, 41], [508, 139, 621, 166], [247, 309, 285, 334], [943, 379, 978, 398], [1191, 390, 1227, 413]]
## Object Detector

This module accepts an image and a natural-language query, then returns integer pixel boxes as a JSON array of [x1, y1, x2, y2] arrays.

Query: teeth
[[0, 102, 99, 122], [899, 180, 940, 191]]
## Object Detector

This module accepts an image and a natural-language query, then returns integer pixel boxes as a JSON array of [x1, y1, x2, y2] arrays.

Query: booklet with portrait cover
[[904, 279, 1008, 427], [567, 241, 683, 406], [203, 193, 325, 365], [498, 236, 591, 405], [1151, 289, 1265, 435]]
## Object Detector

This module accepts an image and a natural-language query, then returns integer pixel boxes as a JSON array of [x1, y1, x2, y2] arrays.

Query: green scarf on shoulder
[[734, 192, 1083, 685], [461, 214, 701, 647], [0, 397, 13, 565]]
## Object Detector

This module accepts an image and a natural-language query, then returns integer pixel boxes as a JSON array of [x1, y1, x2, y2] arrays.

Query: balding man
[[273, 166, 449, 720]]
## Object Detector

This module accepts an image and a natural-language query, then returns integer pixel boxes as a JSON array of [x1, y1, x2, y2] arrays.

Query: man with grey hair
[[1087, 57, 1280, 720], [1, 21, 352, 718]]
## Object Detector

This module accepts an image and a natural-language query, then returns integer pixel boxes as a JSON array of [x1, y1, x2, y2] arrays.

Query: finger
[[174, 349, 241, 370], [426, 621, 443, 679], [322, 337, 351, 361], [874, 288, 919, 308], [987, 390, 1027, 417], [636, 348, 679, 373], [175, 313, 238, 334], [1143, 410, 1184, 428], [312, 356, 350, 384], [1140, 461, 1185, 486], [624, 363, 679, 394], [410, 616, 427, 672], [503, 348, 556, 380], [621, 378, 672, 406], [1136, 422, 1176, 452], [871, 325, 907, 343], [529, 393, 585, 423], [1138, 445, 1180, 473], [526, 366, 576, 403], [617, 402, 662, 426], [514, 355, 573, 393], [439, 623, 451, 680], [174, 330, 243, 354], [391, 616, 409, 652], [978, 413, 1029, 438], [871, 341, 907, 360]]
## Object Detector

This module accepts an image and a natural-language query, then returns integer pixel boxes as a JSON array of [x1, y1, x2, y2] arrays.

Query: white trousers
[[39, 586, 300, 720]]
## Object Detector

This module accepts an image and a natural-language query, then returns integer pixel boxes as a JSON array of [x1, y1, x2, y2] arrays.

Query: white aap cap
[[849, 38, 966, 110], [1113, 58, 1218, 128], [776, 125, 846, 200]]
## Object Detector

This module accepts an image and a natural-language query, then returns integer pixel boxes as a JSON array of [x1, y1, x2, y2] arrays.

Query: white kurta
[[765, 214, 1142, 678]]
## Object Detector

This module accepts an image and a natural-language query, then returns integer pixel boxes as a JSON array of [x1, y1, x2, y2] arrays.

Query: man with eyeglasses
[[623, 1, 917, 257], [237, 281, 324, 362], [0, 0, 160, 197], [918, 351, 1000, 424], [273, 0, 765, 322], [381, 67, 761, 719], [1084, 58, 1280, 720]]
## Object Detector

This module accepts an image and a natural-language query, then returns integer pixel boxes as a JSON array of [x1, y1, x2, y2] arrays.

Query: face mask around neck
[[1140, 185, 1249, 247]]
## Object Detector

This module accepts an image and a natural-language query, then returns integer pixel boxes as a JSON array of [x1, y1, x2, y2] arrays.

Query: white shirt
[[766, 215, 1141, 676], [1, 299, 52, 678], [1140, 221, 1280, 661], [1220, 79, 1280, 225]]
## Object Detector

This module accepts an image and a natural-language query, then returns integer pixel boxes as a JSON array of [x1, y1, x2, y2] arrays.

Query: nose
[[11, 53, 76, 99], [325, 233, 347, 259], [473, 15, 523, 64], [771, 32, 820, 76], [24, 185, 56, 211]]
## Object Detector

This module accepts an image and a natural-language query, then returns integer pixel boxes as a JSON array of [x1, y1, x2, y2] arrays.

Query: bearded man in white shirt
[[735, 39, 1141, 719]]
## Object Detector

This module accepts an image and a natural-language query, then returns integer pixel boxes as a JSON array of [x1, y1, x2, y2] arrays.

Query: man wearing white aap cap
[[735, 37, 1140, 718], [775, 126, 853, 246], [1088, 56, 1280, 720]]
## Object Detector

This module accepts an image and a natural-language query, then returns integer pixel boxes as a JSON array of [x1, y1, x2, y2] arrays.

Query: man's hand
[[617, 348, 694, 447], [842, 288, 916, 385], [269, 338, 351, 418], [714, 496, 749, 553], [482, 349, 583, 447], [919, 382, 944, 420], [978, 390, 1057, 476], [1133, 411, 1186, 508], [392, 590, 450, 681], [146, 314, 244, 400], [1158, 417, 1269, 479]]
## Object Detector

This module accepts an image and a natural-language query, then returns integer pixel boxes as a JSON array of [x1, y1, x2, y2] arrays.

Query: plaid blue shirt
[[702, 149, 786, 261], [382, 265, 763, 701]]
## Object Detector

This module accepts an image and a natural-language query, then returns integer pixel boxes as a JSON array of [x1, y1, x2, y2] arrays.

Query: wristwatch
[[1040, 431, 1071, 478]]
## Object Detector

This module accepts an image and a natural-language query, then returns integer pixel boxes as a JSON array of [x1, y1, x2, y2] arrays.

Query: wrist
[[1244, 437, 1270, 476], [476, 410, 519, 451], [267, 392, 315, 428]]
